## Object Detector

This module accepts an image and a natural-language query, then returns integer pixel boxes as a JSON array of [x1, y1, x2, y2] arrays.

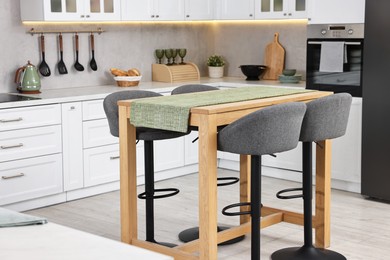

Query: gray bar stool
[[219, 102, 307, 260], [171, 84, 244, 245], [271, 93, 352, 260], [104, 90, 188, 247]]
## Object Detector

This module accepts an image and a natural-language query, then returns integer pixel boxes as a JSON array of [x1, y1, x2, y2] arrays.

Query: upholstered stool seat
[[271, 93, 352, 260], [104, 90, 187, 247], [219, 102, 307, 260]]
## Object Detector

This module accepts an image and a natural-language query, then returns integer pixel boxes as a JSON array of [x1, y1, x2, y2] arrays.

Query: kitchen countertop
[[0, 77, 305, 109], [0, 222, 173, 260]]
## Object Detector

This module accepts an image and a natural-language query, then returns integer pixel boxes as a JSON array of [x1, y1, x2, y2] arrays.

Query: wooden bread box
[[152, 62, 200, 83]]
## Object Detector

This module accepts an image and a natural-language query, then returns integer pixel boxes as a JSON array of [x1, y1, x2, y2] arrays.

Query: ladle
[[74, 33, 84, 72], [89, 33, 97, 71]]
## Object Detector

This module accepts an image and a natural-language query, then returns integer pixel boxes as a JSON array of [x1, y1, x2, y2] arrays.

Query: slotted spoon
[[39, 35, 51, 77]]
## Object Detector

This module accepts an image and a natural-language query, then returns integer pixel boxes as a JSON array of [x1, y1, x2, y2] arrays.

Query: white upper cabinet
[[255, 0, 307, 19], [216, 0, 255, 20], [185, 0, 214, 20], [20, 0, 121, 21], [307, 0, 365, 24], [121, 0, 184, 21]]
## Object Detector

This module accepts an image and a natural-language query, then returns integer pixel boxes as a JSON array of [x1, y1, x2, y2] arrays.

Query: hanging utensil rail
[[27, 27, 105, 36]]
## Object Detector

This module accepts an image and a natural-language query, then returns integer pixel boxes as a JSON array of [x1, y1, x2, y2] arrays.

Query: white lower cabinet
[[0, 104, 61, 132], [0, 125, 62, 163], [66, 99, 189, 193], [154, 138, 185, 172], [0, 104, 63, 208], [83, 119, 118, 149], [184, 131, 199, 165], [84, 144, 120, 187], [0, 153, 63, 205], [62, 102, 84, 191]]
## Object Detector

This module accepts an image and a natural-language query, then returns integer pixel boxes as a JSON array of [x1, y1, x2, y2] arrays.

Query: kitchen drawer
[[0, 125, 62, 163], [82, 99, 106, 121], [0, 154, 63, 205], [84, 144, 144, 187], [83, 119, 118, 148], [0, 104, 61, 132], [83, 144, 120, 187]]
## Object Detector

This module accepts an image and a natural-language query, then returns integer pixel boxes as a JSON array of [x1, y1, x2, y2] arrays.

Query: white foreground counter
[[0, 223, 172, 260]]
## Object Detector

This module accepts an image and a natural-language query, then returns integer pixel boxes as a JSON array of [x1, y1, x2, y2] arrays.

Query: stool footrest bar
[[222, 202, 252, 216], [217, 177, 240, 187], [276, 187, 303, 199], [138, 188, 180, 200]]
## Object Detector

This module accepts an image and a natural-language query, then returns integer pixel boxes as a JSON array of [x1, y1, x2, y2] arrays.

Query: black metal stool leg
[[271, 142, 346, 260], [251, 155, 261, 260], [144, 141, 177, 248]]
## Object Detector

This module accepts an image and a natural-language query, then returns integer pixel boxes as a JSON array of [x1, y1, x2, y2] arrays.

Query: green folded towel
[[0, 208, 47, 228]]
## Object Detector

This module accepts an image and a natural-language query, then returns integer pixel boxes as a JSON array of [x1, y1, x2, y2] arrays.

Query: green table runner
[[130, 86, 313, 133]]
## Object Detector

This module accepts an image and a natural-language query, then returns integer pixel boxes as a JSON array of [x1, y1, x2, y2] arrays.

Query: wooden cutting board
[[263, 33, 285, 80]]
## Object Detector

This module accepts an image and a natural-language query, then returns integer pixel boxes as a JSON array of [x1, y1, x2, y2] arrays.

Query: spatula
[[57, 34, 68, 74]]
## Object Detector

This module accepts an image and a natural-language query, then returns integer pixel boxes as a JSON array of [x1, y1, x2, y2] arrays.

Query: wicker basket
[[114, 76, 142, 87]]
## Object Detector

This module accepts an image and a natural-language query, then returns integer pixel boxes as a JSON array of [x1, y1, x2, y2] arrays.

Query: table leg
[[198, 114, 218, 260], [119, 106, 138, 244], [240, 155, 251, 224], [315, 139, 331, 248]]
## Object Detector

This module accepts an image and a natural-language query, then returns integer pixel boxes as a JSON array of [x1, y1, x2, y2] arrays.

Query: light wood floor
[[27, 168, 390, 259]]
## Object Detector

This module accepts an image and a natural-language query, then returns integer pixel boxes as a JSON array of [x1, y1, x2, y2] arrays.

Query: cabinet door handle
[[249, 14, 253, 17], [110, 156, 120, 160], [81, 15, 85, 18], [2, 173, 25, 180], [86, 15, 90, 18], [0, 117, 23, 123], [151, 15, 155, 18], [186, 14, 190, 18], [1, 143, 24, 149], [156, 15, 160, 18]]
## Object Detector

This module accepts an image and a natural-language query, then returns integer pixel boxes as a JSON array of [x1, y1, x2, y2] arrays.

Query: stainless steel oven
[[306, 24, 364, 97]]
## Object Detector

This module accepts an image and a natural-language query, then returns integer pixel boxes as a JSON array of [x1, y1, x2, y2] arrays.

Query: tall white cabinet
[[307, 0, 365, 24]]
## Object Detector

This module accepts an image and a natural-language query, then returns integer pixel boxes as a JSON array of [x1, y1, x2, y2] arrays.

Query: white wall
[[1, 0, 307, 93]]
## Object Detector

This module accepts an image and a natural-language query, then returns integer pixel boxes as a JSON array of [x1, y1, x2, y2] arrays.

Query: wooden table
[[118, 90, 333, 260]]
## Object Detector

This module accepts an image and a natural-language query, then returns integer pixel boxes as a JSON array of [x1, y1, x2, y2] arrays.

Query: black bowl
[[239, 65, 267, 80]]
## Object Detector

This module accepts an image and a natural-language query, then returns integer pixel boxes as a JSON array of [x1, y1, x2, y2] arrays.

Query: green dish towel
[[130, 86, 313, 133], [0, 208, 47, 228]]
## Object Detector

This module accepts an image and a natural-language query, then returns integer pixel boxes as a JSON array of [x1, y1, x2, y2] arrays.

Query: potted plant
[[207, 55, 225, 78]]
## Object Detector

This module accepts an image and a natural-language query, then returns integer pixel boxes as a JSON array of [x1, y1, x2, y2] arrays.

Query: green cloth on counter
[[0, 208, 47, 228], [130, 86, 313, 133]]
